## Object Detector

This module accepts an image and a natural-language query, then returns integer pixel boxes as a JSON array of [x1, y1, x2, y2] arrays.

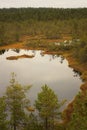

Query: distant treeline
[[0, 8, 87, 22], [0, 8, 87, 63]]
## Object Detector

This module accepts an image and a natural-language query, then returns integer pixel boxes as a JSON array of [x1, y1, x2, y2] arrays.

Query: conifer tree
[[35, 85, 62, 130], [6, 73, 30, 130]]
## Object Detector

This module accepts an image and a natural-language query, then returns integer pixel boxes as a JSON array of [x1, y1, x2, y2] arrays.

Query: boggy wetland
[[0, 8, 87, 130], [0, 49, 82, 104]]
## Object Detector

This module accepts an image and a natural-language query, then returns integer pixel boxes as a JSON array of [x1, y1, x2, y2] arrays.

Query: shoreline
[[0, 38, 87, 123]]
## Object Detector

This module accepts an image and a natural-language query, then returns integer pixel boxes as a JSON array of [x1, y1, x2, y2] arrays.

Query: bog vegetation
[[0, 73, 87, 130], [0, 8, 87, 130], [0, 8, 87, 63]]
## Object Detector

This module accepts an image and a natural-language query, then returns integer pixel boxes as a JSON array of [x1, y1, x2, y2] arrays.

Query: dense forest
[[0, 8, 87, 21], [0, 8, 87, 43], [0, 8, 87, 63], [0, 8, 87, 130]]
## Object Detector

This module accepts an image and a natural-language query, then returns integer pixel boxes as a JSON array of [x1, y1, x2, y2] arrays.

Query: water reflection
[[13, 49, 20, 53], [60, 56, 65, 64], [0, 49, 65, 63], [0, 49, 82, 107], [73, 69, 82, 77], [49, 55, 57, 61], [0, 49, 6, 55]]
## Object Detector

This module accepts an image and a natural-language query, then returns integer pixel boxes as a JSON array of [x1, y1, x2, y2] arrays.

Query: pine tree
[[35, 85, 62, 130], [6, 73, 30, 130]]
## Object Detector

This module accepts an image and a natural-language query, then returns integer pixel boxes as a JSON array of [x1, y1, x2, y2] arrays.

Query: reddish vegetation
[[63, 101, 74, 123], [61, 52, 87, 123], [0, 35, 87, 124], [26, 106, 35, 112], [0, 34, 72, 50], [80, 82, 87, 91]]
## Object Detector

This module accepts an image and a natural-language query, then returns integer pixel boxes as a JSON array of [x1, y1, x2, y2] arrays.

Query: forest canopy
[[0, 8, 87, 63], [0, 7, 87, 130], [0, 8, 87, 22]]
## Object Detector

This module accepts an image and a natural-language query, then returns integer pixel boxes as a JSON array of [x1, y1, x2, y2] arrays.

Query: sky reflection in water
[[0, 49, 82, 106]]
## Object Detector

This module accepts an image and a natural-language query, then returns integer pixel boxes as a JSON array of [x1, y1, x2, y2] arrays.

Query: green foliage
[[79, 44, 87, 62], [0, 97, 8, 130], [0, 24, 5, 45], [6, 73, 30, 130], [35, 84, 62, 130], [25, 113, 42, 130], [0, 73, 87, 130], [73, 41, 87, 63], [66, 91, 87, 130], [0, 7, 87, 128], [0, 8, 87, 22], [55, 124, 66, 130], [0, 8, 87, 47]]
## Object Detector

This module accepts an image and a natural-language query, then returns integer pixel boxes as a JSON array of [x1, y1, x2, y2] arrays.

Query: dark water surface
[[0, 49, 82, 106]]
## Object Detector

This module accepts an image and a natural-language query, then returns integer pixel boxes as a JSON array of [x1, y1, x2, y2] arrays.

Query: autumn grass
[[0, 35, 87, 82], [60, 51, 87, 125], [0, 34, 87, 81], [0, 34, 87, 124]]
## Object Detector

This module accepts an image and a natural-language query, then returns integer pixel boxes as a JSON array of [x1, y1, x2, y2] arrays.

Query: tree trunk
[[45, 117, 48, 130], [13, 122, 16, 130]]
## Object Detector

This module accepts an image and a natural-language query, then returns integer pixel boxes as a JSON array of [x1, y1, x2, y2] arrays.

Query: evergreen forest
[[0, 8, 87, 130]]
